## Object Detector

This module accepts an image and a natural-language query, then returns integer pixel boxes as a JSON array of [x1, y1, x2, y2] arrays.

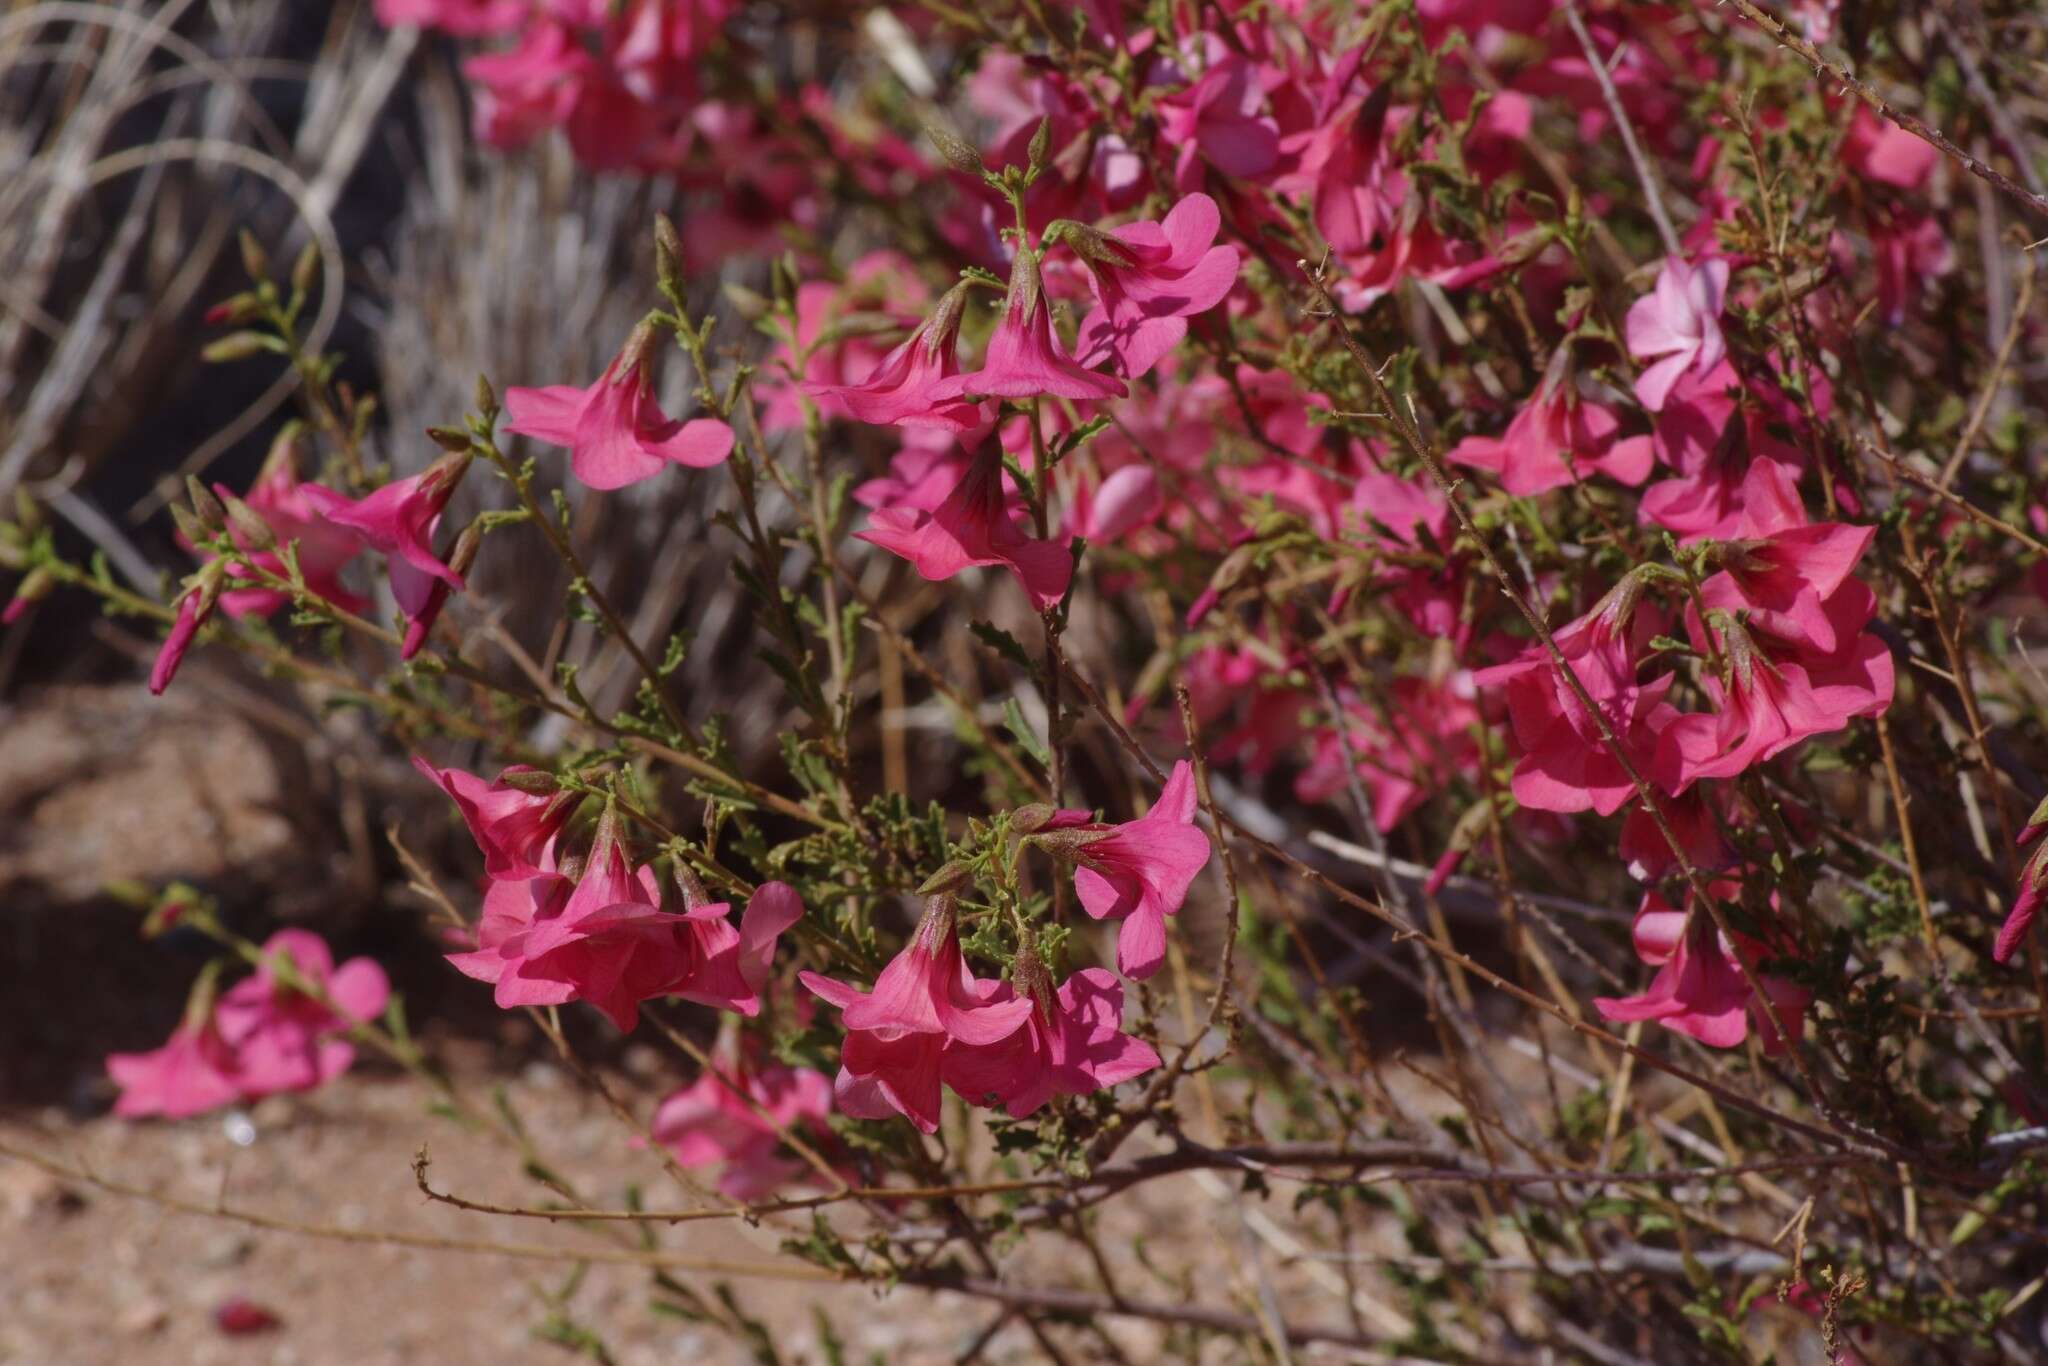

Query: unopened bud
[[925, 120, 986, 176], [495, 768, 560, 795], [1045, 219, 1135, 270], [1026, 116, 1052, 174], [672, 862, 712, 911], [203, 292, 264, 327], [474, 373, 498, 420], [185, 476, 226, 531], [447, 521, 483, 578], [617, 319, 661, 377], [238, 228, 270, 284], [654, 213, 685, 296], [3, 566, 53, 623], [917, 860, 974, 896], [168, 501, 211, 546], [202, 331, 274, 363], [420, 448, 475, 501], [14, 489, 42, 532], [223, 494, 276, 552], [291, 241, 320, 296], [1010, 804, 1058, 834], [1496, 227, 1551, 267], [141, 894, 189, 938], [425, 425, 472, 453], [721, 281, 770, 321], [260, 421, 306, 482], [0, 532, 27, 572]]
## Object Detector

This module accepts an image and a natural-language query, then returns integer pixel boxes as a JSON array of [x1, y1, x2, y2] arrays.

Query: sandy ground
[[1, 1041, 1395, 1366]]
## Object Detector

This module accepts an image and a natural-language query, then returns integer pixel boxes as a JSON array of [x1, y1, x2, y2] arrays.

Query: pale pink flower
[[302, 452, 472, 635], [505, 332, 734, 489], [856, 446, 1073, 608], [1047, 760, 1213, 980], [412, 757, 576, 880], [934, 251, 1124, 403], [941, 963, 1160, 1118], [1070, 194, 1240, 379], [1626, 256, 1730, 412], [802, 283, 991, 431], [649, 1042, 840, 1201]]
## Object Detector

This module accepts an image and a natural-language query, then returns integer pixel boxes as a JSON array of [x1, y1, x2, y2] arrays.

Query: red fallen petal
[[214, 1298, 282, 1335]]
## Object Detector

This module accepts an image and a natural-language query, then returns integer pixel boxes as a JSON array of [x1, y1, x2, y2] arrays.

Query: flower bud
[[672, 861, 712, 911], [3, 566, 53, 624], [1045, 218, 1135, 270], [917, 860, 974, 896], [419, 448, 475, 502], [447, 520, 484, 579], [260, 421, 306, 482], [222, 493, 276, 552], [14, 489, 41, 533], [1026, 116, 1052, 175], [475, 373, 498, 420], [654, 213, 685, 297], [925, 120, 986, 176], [1010, 803, 1058, 834], [185, 476, 227, 532], [168, 501, 210, 547], [425, 425, 472, 453], [203, 292, 264, 327], [496, 768, 560, 795], [202, 331, 273, 363], [238, 228, 270, 284]]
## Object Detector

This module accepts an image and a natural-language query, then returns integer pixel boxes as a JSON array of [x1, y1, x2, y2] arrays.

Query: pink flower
[[107, 930, 390, 1118], [1843, 109, 1939, 191], [1995, 809, 2048, 963], [107, 1020, 242, 1119], [449, 827, 800, 1031], [1157, 54, 1280, 188], [1626, 256, 1730, 412], [802, 283, 991, 431], [215, 930, 392, 1098], [1473, 579, 1679, 816], [649, 1042, 839, 1201], [1448, 369, 1654, 496], [1064, 463, 1164, 544], [1705, 460, 1875, 654], [941, 962, 1160, 1118], [856, 445, 1073, 608], [1294, 676, 1478, 830], [412, 757, 576, 880], [504, 330, 734, 489], [799, 895, 1033, 1133], [1053, 760, 1213, 980], [302, 452, 472, 635], [149, 586, 211, 697], [203, 455, 366, 620], [1656, 585, 1893, 790], [1594, 889, 1808, 1053], [1069, 194, 1240, 379], [934, 251, 1125, 402]]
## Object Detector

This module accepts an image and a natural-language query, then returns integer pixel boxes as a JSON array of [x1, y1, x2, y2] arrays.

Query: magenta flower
[[1995, 807, 2048, 963], [1473, 580, 1680, 816], [649, 1042, 840, 1201], [1293, 676, 1478, 831], [149, 585, 212, 697], [412, 757, 576, 880], [940, 964, 1160, 1118], [214, 930, 392, 1098], [1448, 370, 1654, 497], [448, 831, 800, 1032], [1706, 459, 1876, 655], [799, 895, 1032, 1133], [1069, 194, 1240, 379], [1056, 760, 1213, 980], [856, 445, 1073, 609], [933, 251, 1125, 403], [1594, 889, 1808, 1054], [1156, 54, 1280, 188], [1626, 256, 1730, 412], [302, 452, 471, 636], [1065, 463, 1164, 544], [802, 283, 991, 431], [505, 333, 734, 490], [199, 455, 365, 621], [108, 930, 390, 1118], [106, 1020, 242, 1119]]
